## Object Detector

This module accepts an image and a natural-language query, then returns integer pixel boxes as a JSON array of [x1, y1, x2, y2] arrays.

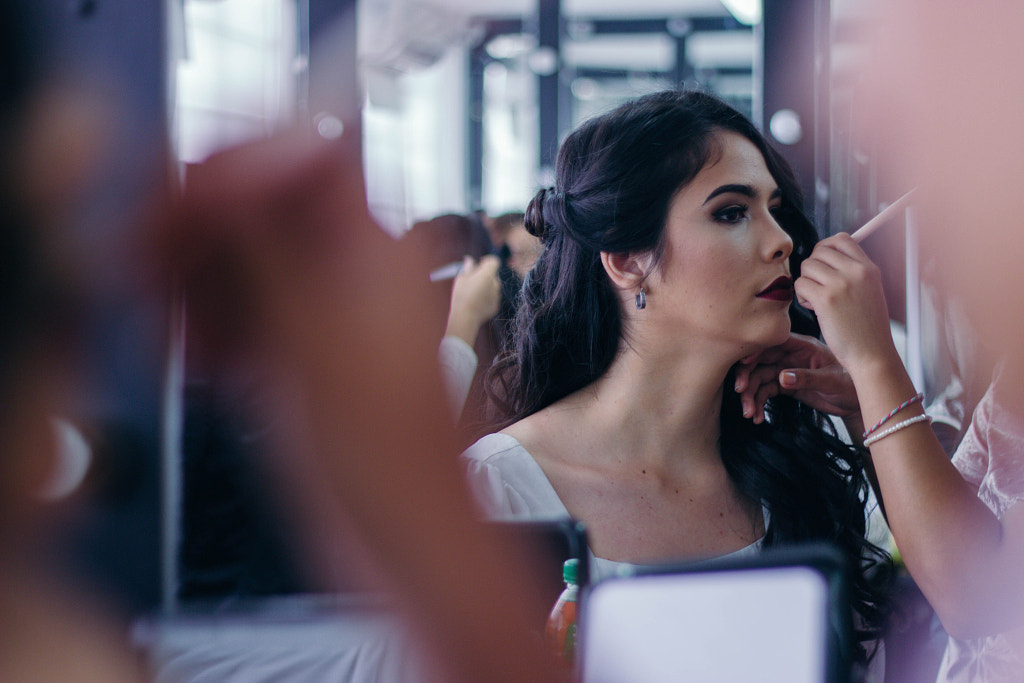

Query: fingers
[[812, 232, 867, 259], [751, 379, 782, 424], [477, 254, 501, 276], [793, 275, 823, 310], [797, 234, 879, 290], [735, 333, 826, 392], [778, 366, 846, 394], [794, 233, 895, 370], [737, 362, 782, 418], [457, 256, 502, 299], [734, 360, 753, 394], [456, 254, 500, 280], [793, 245, 847, 306], [804, 233, 870, 266], [795, 234, 885, 322], [733, 331, 855, 421], [735, 348, 784, 394], [740, 365, 858, 423], [823, 232, 871, 260]]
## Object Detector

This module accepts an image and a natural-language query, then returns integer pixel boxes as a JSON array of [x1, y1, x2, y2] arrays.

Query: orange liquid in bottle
[[545, 558, 579, 671], [545, 594, 577, 661]]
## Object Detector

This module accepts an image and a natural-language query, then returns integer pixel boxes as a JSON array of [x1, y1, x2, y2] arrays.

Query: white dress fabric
[[461, 433, 763, 583], [937, 365, 1024, 683]]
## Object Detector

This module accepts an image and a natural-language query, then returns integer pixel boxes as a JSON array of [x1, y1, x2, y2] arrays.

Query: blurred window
[[176, 0, 299, 163]]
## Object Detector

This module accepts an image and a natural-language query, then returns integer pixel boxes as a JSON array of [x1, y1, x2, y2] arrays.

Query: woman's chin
[[760, 318, 792, 349], [717, 318, 792, 365]]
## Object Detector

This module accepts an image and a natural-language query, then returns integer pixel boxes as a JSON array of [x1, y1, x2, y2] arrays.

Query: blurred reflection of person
[[159, 128, 561, 683]]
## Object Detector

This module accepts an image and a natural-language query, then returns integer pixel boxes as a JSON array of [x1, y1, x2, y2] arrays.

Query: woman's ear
[[600, 250, 654, 291]]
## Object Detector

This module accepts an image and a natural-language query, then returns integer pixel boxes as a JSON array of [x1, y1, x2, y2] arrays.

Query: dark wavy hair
[[487, 89, 892, 664]]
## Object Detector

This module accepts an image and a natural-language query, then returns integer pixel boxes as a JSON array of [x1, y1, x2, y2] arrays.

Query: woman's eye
[[714, 205, 748, 224], [769, 205, 785, 221]]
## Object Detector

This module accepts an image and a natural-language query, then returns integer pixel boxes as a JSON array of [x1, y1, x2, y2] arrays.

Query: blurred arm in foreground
[[155, 128, 560, 683]]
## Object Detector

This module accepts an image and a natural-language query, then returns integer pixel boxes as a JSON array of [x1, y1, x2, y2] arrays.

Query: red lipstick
[[756, 276, 793, 301]]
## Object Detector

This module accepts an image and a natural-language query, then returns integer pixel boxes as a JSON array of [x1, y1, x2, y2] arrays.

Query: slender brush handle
[[850, 188, 917, 242]]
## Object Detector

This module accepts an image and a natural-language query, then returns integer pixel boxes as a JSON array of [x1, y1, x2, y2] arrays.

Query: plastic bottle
[[545, 558, 579, 665]]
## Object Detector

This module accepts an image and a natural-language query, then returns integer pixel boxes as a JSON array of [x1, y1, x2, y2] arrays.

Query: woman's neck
[[557, 339, 740, 474]]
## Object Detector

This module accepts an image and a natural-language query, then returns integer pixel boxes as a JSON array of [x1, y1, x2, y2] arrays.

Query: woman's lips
[[756, 276, 793, 301]]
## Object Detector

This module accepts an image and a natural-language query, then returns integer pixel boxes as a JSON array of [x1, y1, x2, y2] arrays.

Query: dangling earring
[[635, 286, 646, 310]]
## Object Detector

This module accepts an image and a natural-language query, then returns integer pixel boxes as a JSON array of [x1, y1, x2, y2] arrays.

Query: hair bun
[[524, 186, 561, 241]]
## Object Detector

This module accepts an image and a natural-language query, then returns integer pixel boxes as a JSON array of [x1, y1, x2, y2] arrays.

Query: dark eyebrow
[[702, 184, 783, 205]]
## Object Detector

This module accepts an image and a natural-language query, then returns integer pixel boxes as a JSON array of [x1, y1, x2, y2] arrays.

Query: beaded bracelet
[[862, 392, 924, 440], [863, 413, 933, 447]]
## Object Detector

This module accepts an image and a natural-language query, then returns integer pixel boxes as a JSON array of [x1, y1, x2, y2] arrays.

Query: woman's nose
[[763, 214, 794, 262]]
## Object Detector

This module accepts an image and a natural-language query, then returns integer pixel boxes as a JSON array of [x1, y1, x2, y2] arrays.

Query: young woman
[[462, 90, 891, 665]]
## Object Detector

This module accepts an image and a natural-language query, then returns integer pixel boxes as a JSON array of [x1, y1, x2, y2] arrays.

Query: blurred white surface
[[137, 597, 439, 683]]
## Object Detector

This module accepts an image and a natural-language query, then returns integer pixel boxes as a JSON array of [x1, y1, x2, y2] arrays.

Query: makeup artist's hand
[[735, 333, 861, 425], [445, 255, 501, 346], [793, 233, 902, 376]]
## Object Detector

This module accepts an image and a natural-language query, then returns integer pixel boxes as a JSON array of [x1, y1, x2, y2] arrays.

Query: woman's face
[[645, 131, 794, 359]]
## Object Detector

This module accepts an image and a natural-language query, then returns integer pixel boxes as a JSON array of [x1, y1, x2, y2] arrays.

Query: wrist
[[844, 351, 925, 436], [445, 312, 481, 346], [843, 347, 908, 390]]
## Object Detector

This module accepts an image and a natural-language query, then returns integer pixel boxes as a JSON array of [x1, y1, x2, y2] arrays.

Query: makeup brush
[[850, 188, 917, 242]]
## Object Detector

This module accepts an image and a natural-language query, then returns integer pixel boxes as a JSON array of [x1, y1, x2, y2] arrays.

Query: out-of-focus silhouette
[[157, 128, 561, 683]]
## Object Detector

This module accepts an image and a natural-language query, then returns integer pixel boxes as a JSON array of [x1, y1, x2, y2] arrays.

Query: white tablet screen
[[580, 565, 830, 683]]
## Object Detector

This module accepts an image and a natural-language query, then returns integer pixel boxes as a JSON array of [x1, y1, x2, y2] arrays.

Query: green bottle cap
[[563, 558, 579, 585]]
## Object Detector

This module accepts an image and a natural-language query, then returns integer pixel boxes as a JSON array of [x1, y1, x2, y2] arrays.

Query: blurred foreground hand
[[155, 127, 561, 683]]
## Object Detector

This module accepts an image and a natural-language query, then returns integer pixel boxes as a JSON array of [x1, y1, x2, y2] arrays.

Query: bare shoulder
[[499, 413, 545, 453], [500, 403, 586, 469]]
